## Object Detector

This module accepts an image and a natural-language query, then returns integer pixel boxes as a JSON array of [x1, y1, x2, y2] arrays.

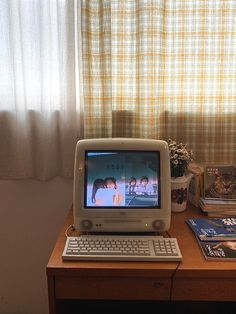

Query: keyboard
[[62, 235, 182, 261]]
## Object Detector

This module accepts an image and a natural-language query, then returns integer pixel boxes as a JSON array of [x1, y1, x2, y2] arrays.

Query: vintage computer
[[62, 138, 182, 261]]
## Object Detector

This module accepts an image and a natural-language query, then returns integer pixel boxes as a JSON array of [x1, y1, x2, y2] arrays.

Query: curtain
[[0, 0, 83, 179], [1, 0, 236, 180], [82, 0, 236, 164]]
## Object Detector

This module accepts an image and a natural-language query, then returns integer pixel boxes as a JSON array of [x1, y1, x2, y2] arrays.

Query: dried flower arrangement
[[168, 138, 194, 178]]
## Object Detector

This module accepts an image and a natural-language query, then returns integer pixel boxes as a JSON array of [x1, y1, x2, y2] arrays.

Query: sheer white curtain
[[0, 0, 83, 179]]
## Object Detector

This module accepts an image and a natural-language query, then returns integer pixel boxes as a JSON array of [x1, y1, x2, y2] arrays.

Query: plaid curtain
[[81, 0, 236, 164]]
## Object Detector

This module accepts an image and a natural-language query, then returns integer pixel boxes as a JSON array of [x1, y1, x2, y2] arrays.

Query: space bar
[[81, 250, 150, 255]]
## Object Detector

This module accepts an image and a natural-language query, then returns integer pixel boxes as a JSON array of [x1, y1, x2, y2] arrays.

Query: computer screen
[[85, 151, 160, 208], [73, 138, 171, 233]]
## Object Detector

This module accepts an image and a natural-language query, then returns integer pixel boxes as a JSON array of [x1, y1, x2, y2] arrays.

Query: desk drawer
[[55, 276, 171, 300], [172, 278, 236, 301]]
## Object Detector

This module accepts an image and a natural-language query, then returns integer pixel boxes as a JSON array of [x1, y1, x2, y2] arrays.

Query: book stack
[[199, 165, 236, 217], [186, 217, 236, 260], [199, 197, 236, 217]]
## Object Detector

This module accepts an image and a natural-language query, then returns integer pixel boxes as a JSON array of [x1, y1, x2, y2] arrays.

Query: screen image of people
[[127, 176, 154, 196], [91, 177, 125, 206], [85, 151, 160, 208]]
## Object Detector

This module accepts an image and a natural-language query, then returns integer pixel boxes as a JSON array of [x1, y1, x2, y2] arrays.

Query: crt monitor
[[73, 138, 171, 233]]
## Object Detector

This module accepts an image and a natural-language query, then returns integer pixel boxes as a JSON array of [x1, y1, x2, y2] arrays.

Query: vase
[[171, 173, 193, 212]]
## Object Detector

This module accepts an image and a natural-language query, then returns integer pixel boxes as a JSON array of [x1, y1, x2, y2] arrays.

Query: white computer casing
[[73, 138, 171, 233]]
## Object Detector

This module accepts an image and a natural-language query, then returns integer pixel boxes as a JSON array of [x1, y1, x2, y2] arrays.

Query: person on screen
[[91, 177, 124, 206], [136, 176, 154, 195], [104, 177, 124, 206], [127, 177, 137, 195], [91, 178, 113, 206], [91, 178, 105, 205]]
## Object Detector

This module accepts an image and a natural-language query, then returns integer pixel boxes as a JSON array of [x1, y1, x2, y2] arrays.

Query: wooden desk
[[47, 204, 236, 314]]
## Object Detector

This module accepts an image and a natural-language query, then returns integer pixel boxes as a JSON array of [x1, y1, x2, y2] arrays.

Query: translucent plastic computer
[[73, 138, 171, 233]]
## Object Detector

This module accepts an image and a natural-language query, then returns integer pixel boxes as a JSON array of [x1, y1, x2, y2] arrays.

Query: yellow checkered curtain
[[81, 0, 236, 164]]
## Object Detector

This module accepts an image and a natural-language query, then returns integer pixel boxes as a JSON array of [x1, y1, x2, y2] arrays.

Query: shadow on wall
[[0, 177, 73, 314]]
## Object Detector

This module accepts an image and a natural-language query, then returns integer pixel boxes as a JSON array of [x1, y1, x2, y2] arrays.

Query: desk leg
[[47, 275, 56, 314]]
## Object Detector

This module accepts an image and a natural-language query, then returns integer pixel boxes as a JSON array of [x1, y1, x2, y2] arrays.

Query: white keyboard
[[62, 235, 182, 261]]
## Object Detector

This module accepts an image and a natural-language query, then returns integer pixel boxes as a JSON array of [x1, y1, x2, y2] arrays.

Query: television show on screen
[[85, 151, 160, 208]]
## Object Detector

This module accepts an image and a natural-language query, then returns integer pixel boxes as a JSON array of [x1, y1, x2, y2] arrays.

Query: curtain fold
[[82, 0, 236, 164], [82, 0, 166, 138], [0, 0, 83, 179]]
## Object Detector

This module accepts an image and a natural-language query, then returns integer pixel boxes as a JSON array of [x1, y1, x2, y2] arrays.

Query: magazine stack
[[199, 165, 236, 217], [186, 217, 236, 260]]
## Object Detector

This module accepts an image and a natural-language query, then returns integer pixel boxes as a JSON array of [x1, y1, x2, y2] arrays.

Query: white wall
[[0, 177, 73, 314]]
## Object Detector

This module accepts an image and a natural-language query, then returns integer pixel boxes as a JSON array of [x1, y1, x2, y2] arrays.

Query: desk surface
[[47, 204, 236, 314]]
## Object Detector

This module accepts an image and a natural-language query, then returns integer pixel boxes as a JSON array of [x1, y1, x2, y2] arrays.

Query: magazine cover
[[204, 165, 236, 200], [186, 217, 236, 241], [198, 239, 236, 260]]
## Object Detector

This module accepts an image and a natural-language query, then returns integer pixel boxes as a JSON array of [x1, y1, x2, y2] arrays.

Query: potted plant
[[168, 138, 194, 212]]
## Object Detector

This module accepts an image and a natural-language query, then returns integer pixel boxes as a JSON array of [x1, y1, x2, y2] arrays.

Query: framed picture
[[204, 165, 236, 200]]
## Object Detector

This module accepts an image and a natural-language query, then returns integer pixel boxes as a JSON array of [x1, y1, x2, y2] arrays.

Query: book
[[186, 217, 236, 241], [197, 239, 236, 260], [206, 211, 236, 218], [200, 197, 236, 207], [199, 197, 236, 217], [204, 165, 236, 200], [199, 197, 236, 212]]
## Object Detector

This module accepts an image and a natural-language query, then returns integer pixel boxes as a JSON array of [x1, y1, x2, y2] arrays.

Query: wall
[[0, 177, 73, 314]]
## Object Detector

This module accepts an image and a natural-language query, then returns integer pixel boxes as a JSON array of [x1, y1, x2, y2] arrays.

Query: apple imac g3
[[73, 138, 171, 233]]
